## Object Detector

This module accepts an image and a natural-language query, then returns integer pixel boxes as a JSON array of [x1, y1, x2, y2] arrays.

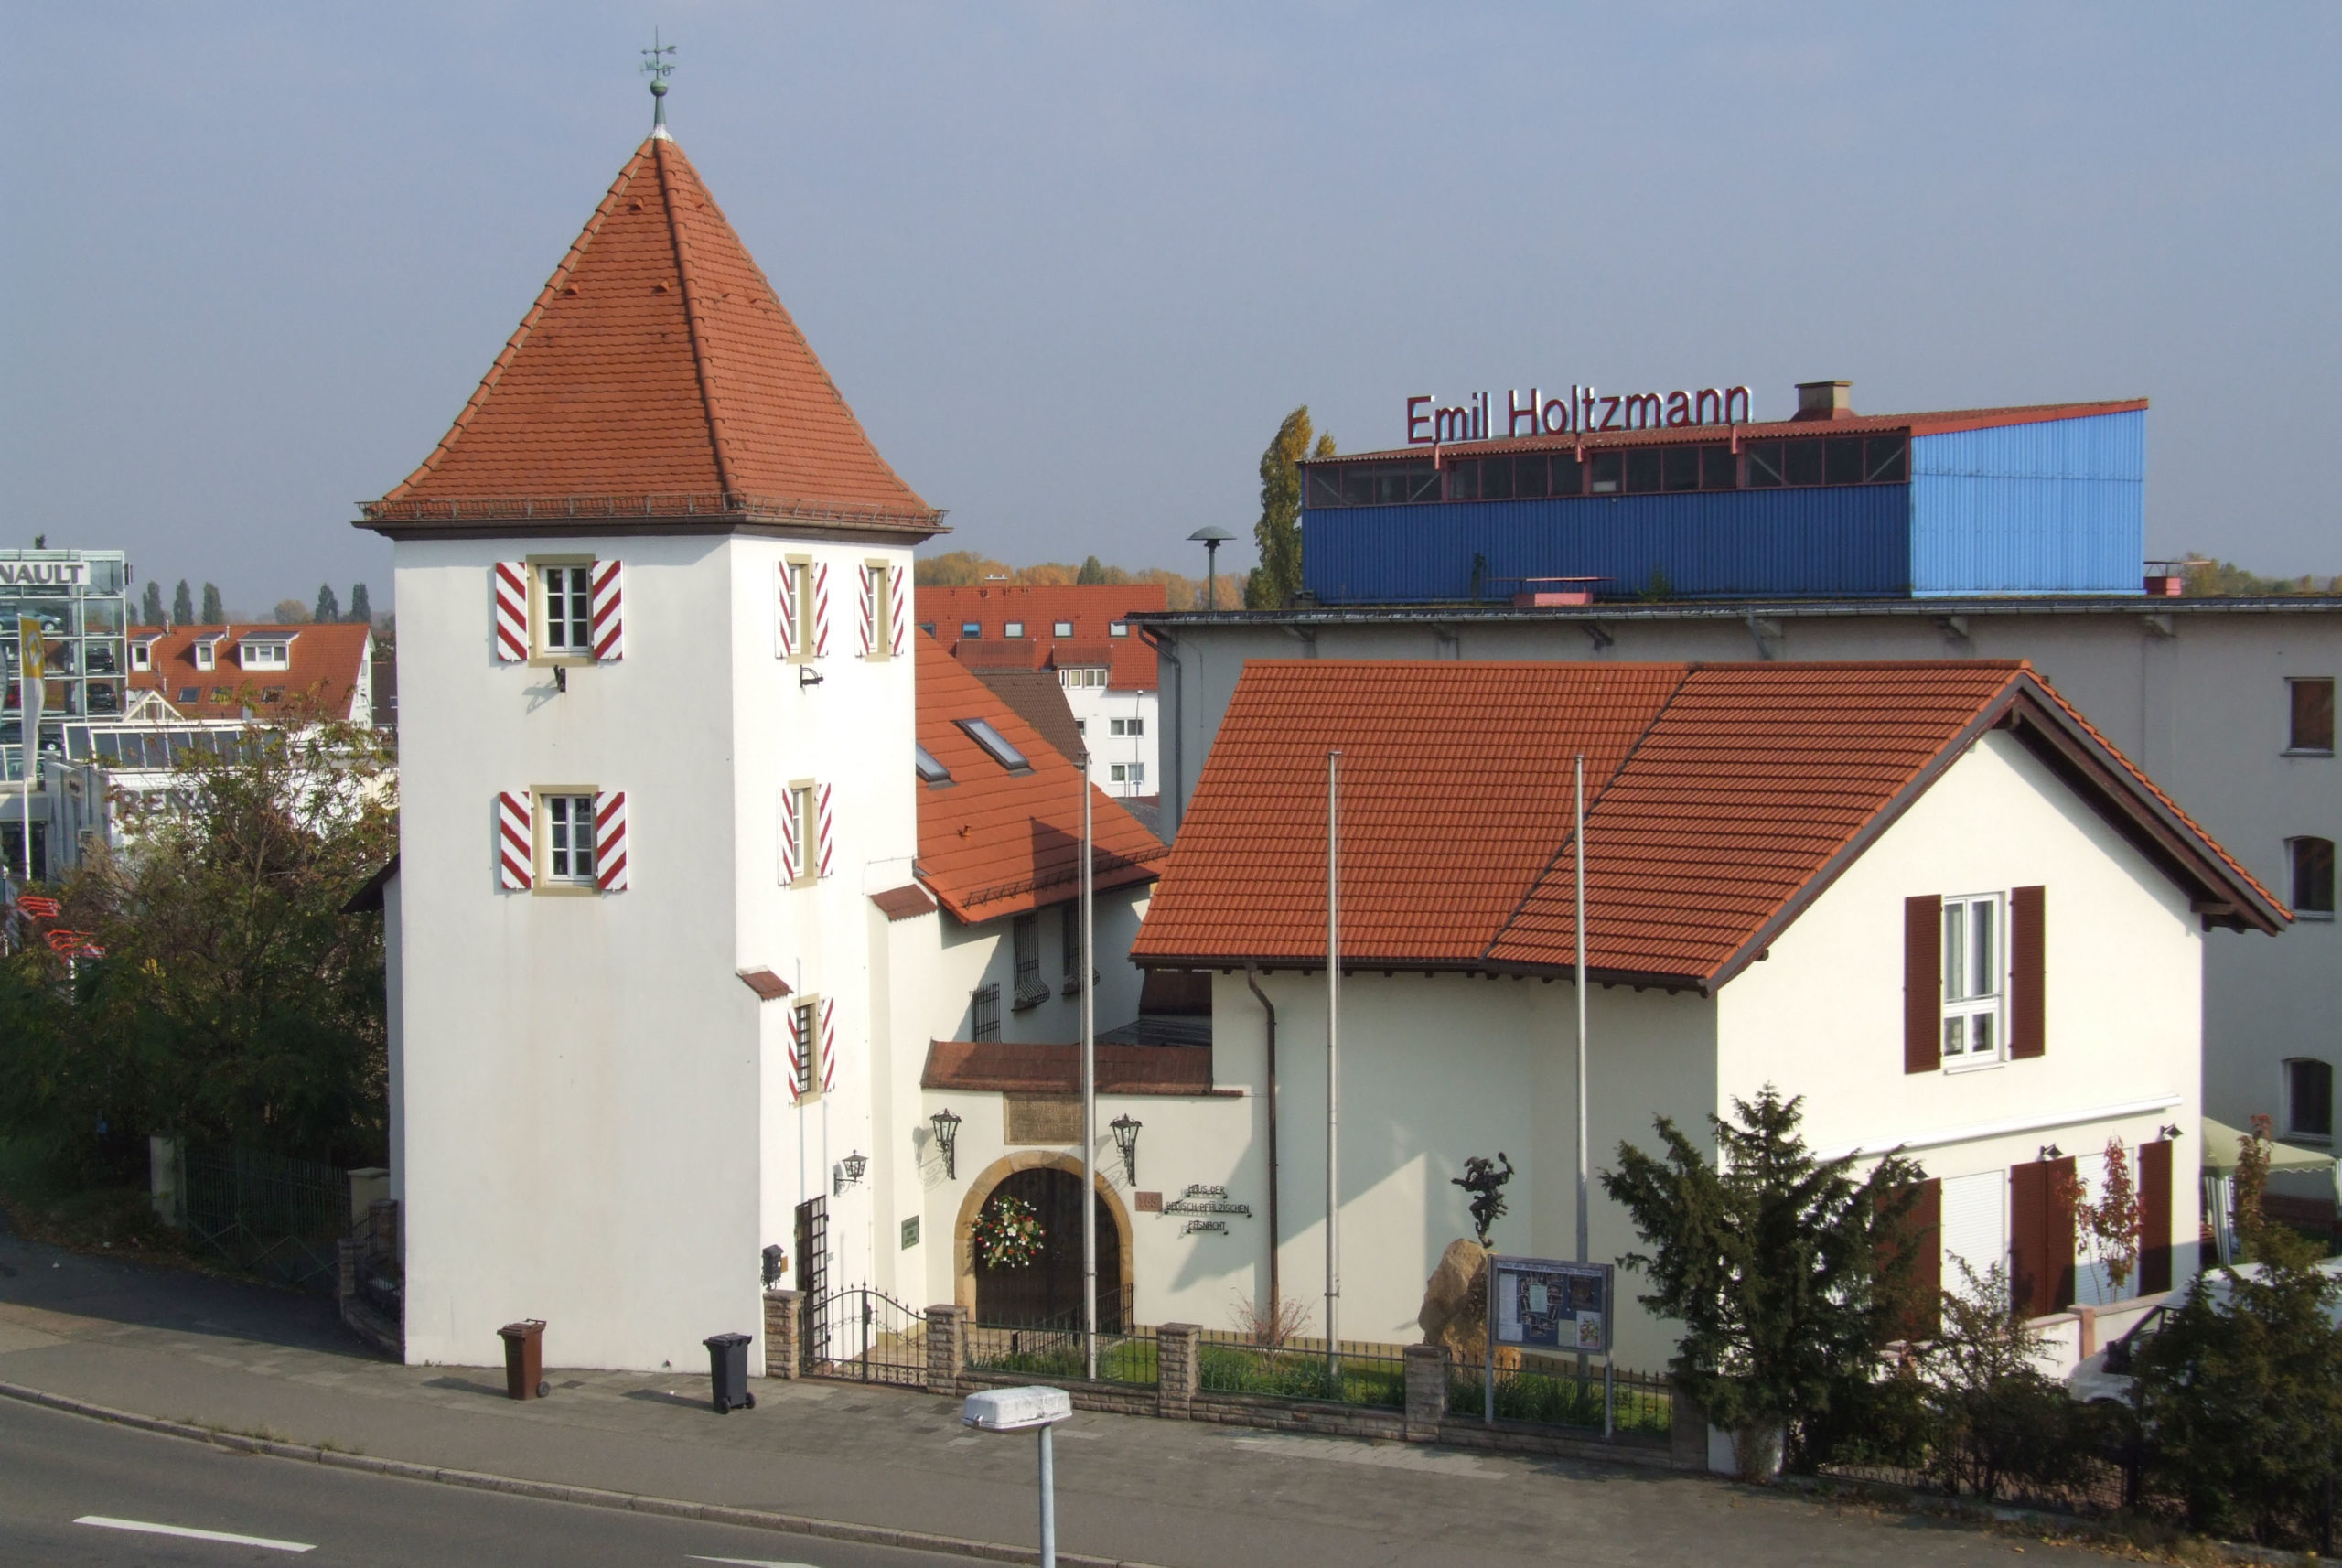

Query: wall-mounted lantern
[[1110, 1113, 1142, 1187], [2159, 1123, 2185, 1143], [835, 1150, 868, 1195], [930, 1108, 962, 1180], [761, 1244, 787, 1288], [2039, 1143, 2064, 1163]]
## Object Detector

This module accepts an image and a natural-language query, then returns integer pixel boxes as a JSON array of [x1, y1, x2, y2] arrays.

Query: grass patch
[[1446, 1365, 1673, 1436], [1197, 1345, 1405, 1409], [967, 1332, 1160, 1387]]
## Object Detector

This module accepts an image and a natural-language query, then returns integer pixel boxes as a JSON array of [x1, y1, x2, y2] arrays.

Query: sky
[[6, 4, 2339, 612]]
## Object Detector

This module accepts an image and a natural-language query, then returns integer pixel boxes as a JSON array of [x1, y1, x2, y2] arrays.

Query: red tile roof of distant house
[[1132, 660, 2283, 989], [1308, 398, 2150, 466], [127, 623, 374, 724], [914, 633, 1167, 922], [921, 1038, 1218, 1096], [360, 135, 939, 537], [918, 585, 1165, 691]]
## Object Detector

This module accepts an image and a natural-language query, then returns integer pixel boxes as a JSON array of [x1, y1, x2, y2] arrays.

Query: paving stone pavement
[[0, 1222, 2110, 1567]]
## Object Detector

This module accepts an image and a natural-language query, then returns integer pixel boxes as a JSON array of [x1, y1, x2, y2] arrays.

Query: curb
[[0, 1380, 1166, 1568]]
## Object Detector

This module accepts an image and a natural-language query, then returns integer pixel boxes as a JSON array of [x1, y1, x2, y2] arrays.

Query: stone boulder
[[1417, 1238, 1518, 1369]]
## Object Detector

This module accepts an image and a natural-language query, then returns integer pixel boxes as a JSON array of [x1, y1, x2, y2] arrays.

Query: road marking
[[76, 1515, 317, 1552], [688, 1557, 820, 1566]]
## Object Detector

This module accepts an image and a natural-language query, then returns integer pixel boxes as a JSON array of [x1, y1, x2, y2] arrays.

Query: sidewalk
[[0, 1222, 2102, 1568]]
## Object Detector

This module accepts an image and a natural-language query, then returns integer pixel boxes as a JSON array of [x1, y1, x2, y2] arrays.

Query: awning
[[2201, 1116, 2338, 1175]]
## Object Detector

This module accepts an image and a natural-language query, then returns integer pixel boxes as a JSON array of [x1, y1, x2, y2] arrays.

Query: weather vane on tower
[[641, 29, 678, 133]]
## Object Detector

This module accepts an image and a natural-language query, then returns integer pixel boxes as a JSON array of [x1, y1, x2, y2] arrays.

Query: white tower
[[360, 118, 943, 1372]]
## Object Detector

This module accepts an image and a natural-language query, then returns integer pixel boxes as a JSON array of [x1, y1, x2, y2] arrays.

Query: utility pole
[[1080, 749, 1097, 1380], [1325, 749, 1342, 1380]]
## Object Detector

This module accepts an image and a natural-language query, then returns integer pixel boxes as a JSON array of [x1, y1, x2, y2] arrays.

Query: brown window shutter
[[2010, 885, 2046, 1058], [1878, 1177, 1943, 1340], [1905, 896, 1942, 1073], [2139, 1138, 2174, 1294]]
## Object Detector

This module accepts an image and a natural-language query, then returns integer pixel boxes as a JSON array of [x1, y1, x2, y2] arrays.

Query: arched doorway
[[970, 1165, 1128, 1330]]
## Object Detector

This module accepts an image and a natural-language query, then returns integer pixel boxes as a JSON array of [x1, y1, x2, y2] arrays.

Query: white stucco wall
[[1062, 682, 1158, 799], [1719, 728, 2205, 1301], [392, 532, 914, 1374]]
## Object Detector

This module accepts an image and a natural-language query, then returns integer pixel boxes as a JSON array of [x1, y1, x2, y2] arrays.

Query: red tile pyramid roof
[[362, 135, 940, 537], [915, 633, 1167, 922], [1133, 660, 2283, 988]]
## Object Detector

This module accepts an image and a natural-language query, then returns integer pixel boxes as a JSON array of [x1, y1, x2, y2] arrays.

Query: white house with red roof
[[125, 621, 375, 723], [1126, 659, 2284, 1369], [918, 585, 1162, 800]]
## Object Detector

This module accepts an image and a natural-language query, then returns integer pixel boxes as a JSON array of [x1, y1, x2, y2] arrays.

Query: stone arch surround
[[953, 1148, 1136, 1317]]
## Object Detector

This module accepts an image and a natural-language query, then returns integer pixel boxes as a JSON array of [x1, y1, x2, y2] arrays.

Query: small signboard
[[1490, 1255, 1612, 1356]]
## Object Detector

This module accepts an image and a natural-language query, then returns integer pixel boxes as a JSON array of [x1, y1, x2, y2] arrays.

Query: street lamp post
[[1187, 527, 1236, 611]]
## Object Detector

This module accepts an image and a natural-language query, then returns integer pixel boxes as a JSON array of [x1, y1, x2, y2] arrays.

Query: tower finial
[[641, 29, 677, 137]]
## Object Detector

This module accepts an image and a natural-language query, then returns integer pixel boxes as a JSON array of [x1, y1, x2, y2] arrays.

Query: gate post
[[1403, 1344, 1447, 1442], [927, 1304, 965, 1393], [763, 1289, 803, 1379], [1156, 1323, 1199, 1419]]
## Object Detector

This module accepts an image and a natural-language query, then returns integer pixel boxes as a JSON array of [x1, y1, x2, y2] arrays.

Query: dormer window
[[129, 640, 156, 672], [193, 639, 218, 671], [240, 639, 292, 671]]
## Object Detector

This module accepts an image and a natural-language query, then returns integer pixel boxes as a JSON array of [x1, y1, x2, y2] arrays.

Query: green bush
[[1915, 1262, 2095, 1500]]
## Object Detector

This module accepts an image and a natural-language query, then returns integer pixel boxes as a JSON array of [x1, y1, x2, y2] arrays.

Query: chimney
[[1793, 381, 1854, 421]]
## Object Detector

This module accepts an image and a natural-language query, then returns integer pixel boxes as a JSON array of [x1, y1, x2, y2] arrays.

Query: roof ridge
[[654, 138, 739, 499], [1481, 663, 1695, 960]]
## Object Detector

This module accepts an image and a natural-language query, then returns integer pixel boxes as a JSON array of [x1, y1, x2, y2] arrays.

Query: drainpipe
[[1245, 963, 1279, 1320]]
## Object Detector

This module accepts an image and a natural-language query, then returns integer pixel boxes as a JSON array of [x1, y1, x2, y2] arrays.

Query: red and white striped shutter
[[785, 1005, 805, 1089], [778, 790, 800, 884], [888, 566, 908, 657], [820, 996, 838, 1090], [497, 791, 533, 890], [811, 564, 832, 657], [493, 563, 529, 662], [594, 790, 628, 892], [816, 782, 836, 878], [775, 563, 797, 659], [588, 559, 624, 660], [855, 565, 876, 658]]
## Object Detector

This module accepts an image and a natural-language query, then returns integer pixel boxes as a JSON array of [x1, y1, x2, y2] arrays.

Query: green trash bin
[[704, 1332, 754, 1413]]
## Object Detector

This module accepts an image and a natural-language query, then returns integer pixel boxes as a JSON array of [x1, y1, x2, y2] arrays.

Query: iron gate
[[795, 1197, 829, 1369], [183, 1145, 349, 1293], [804, 1287, 929, 1386]]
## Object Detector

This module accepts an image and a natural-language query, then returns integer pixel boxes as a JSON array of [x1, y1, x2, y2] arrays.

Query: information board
[[1489, 1255, 1612, 1356]]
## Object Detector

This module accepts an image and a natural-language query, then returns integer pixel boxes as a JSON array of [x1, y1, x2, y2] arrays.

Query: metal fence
[[1445, 1358, 1674, 1437], [967, 1292, 1157, 1387], [182, 1145, 349, 1293], [804, 1288, 929, 1385], [1196, 1333, 1409, 1410]]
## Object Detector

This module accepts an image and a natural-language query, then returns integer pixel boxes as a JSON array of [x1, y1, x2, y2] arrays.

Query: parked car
[[2066, 1258, 2342, 1406]]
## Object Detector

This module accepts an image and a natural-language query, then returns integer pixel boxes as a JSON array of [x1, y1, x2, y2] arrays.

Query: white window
[[1939, 1169, 2008, 1291], [1110, 717, 1144, 737], [543, 793, 597, 885], [541, 564, 592, 655], [129, 643, 152, 672], [194, 641, 215, 671], [1110, 762, 1144, 785], [961, 621, 982, 639], [1053, 620, 1073, 638], [1058, 667, 1107, 689], [1940, 893, 2003, 1062], [1109, 621, 1129, 638], [784, 783, 817, 887], [1004, 620, 1026, 639], [239, 640, 290, 670]]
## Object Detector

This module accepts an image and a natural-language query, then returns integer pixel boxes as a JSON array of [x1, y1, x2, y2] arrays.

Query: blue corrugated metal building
[[1298, 384, 2148, 605]]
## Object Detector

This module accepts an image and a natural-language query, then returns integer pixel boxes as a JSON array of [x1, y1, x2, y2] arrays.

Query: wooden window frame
[[533, 785, 601, 896], [529, 554, 597, 668]]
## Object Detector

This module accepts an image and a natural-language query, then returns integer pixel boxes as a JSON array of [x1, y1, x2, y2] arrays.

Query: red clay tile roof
[[969, 669, 1087, 765], [870, 884, 939, 922], [1132, 660, 2283, 988], [1309, 398, 2150, 467], [915, 633, 1168, 922], [921, 1038, 1218, 1096], [918, 585, 1163, 690], [127, 623, 373, 723], [362, 136, 939, 536]]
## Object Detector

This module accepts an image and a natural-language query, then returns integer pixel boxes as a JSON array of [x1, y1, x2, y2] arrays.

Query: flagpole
[[1080, 748, 1097, 1381], [1326, 749, 1342, 1380]]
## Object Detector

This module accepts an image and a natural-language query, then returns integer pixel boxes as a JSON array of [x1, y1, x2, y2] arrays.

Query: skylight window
[[915, 744, 952, 786], [954, 718, 1031, 774]]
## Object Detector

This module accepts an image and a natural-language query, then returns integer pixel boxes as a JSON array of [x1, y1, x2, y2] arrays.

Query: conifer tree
[[314, 584, 340, 624], [171, 580, 194, 625], [200, 584, 224, 624], [348, 584, 372, 626], [1247, 408, 1333, 609], [140, 581, 166, 627]]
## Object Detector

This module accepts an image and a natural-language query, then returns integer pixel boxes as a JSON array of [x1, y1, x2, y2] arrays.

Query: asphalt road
[[0, 1398, 986, 1568]]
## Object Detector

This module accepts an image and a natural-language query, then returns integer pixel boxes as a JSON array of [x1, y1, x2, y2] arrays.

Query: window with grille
[[1061, 899, 1080, 978], [1013, 913, 1048, 1009], [793, 999, 820, 1096], [1940, 893, 2003, 1062], [970, 984, 1001, 1042], [543, 794, 597, 885]]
